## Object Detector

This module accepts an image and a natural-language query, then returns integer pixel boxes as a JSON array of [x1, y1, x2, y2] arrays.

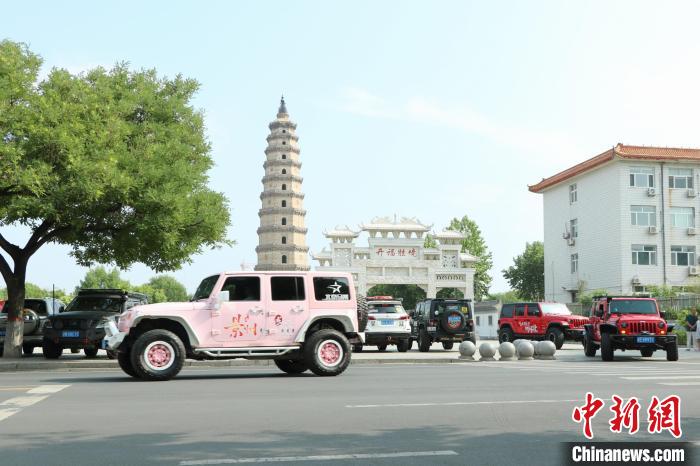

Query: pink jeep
[[104, 272, 368, 381]]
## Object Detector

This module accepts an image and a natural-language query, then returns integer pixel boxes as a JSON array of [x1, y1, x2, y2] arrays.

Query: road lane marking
[[27, 384, 71, 394], [622, 375, 700, 380], [658, 382, 700, 386], [180, 450, 458, 465], [0, 387, 37, 391], [346, 399, 578, 408], [0, 384, 70, 423]]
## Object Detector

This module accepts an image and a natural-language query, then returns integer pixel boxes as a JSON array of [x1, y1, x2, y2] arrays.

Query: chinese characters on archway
[[375, 247, 417, 257]]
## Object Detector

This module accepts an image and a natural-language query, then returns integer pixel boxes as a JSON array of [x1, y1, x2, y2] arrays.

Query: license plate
[[0, 330, 4, 337], [637, 336, 655, 344], [427, 326, 437, 332], [62, 330, 80, 338], [381, 320, 393, 325]]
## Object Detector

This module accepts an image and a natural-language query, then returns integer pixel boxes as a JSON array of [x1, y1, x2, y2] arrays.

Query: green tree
[[423, 234, 438, 249], [77, 266, 132, 292], [367, 284, 427, 310], [0, 41, 230, 358], [436, 288, 464, 299], [487, 290, 522, 304], [138, 275, 188, 303], [446, 215, 493, 301], [502, 241, 544, 301]]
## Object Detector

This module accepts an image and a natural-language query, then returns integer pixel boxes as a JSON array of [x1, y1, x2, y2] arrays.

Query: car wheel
[[130, 329, 186, 381], [106, 350, 117, 360], [666, 340, 679, 361], [42, 340, 63, 359], [584, 332, 597, 357], [275, 359, 309, 374], [640, 348, 654, 357], [418, 328, 431, 352], [84, 347, 99, 358], [117, 351, 138, 378], [352, 344, 363, 353], [303, 329, 351, 376], [498, 327, 514, 343], [396, 339, 410, 352], [22, 344, 34, 356], [545, 327, 565, 349], [377, 344, 387, 352], [356, 295, 368, 332], [600, 333, 614, 361], [442, 341, 454, 350]]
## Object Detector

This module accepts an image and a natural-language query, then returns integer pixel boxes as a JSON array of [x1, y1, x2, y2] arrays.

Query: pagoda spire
[[278, 95, 288, 116]]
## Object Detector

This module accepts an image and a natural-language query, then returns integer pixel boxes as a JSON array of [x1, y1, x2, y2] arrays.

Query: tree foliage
[[446, 215, 493, 301], [502, 241, 544, 301], [487, 290, 522, 304], [0, 40, 230, 357], [137, 275, 188, 303], [367, 284, 427, 310]]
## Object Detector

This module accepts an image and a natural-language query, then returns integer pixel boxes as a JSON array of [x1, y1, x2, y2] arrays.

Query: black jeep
[[410, 298, 475, 352], [42, 289, 147, 359]]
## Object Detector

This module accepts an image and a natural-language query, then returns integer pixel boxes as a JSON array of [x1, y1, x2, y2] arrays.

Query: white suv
[[353, 296, 411, 352]]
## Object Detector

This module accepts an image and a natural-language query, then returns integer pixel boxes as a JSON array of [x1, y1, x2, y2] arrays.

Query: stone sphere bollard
[[536, 340, 557, 360], [498, 342, 517, 361], [458, 341, 477, 361], [478, 342, 497, 361], [517, 341, 535, 360]]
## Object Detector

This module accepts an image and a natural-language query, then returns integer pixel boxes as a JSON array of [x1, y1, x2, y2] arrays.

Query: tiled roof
[[529, 144, 700, 193]]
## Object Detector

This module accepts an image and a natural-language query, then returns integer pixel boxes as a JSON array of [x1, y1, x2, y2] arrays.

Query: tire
[[440, 311, 466, 335], [377, 344, 387, 352], [396, 339, 410, 352], [418, 328, 431, 352], [640, 348, 654, 357], [275, 359, 309, 374], [545, 327, 565, 349], [666, 340, 679, 361], [117, 351, 138, 378], [130, 329, 186, 381], [106, 350, 117, 360], [84, 347, 99, 358], [22, 344, 34, 356], [352, 344, 363, 353], [498, 327, 514, 343], [600, 332, 614, 361], [303, 329, 351, 377], [584, 331, 597, 357], [42, 340, 63, 359], [442, 341, 454, 350], [356, 295, 368, 332]]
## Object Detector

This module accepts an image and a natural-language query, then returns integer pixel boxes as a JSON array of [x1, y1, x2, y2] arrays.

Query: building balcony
[[258, 207, 307, 216], [255, 244, 310, 253], [266, 133, 299, 143], [262, 174, 303, 183], [260, 190, 305, 200], [265, 145, 300, 155], [257, 225, 309, 234], [263, 160, 302, 169], [268, 120, 297, 131]]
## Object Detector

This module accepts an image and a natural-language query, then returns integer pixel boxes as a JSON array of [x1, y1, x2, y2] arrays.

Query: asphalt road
[[0, 352, 698, 466]]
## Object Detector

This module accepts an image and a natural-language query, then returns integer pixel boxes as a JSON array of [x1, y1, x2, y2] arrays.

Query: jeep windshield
[[540, 303, 572, 315], [369, 304, 404, 313], [192, 275, 219, 301], [65, 296, 124, 313], [436, 303, 467, 313], [609, 299, 658, 315]]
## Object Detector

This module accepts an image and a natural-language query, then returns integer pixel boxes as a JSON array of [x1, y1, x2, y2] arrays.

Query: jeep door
[[265, 276, 308, 345], [526, 303, 545, 334], [213, 276, 266, 344], [513, 303, 529, 335]]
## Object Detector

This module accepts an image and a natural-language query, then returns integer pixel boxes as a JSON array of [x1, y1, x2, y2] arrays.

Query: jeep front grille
[[628, 321, 657, 334], [570, 318, 588, 329]]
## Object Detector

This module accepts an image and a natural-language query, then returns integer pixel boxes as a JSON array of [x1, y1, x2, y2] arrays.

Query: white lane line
[[622, 375, 700, 380], [346, 399, 578, 409], [0, 384, 69, 423], [658, 382, 700, 386], [180, 450, 458, 465]]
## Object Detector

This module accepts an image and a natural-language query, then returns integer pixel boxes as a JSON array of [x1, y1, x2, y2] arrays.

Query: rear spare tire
[[304, 329, 351, 376], [440, 311, 465, 334], [130, 329, 186, 381]]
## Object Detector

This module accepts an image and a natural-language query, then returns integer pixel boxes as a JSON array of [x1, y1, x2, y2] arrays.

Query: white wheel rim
[[144, 341, 175, 371], [317, 340, 343, 367]]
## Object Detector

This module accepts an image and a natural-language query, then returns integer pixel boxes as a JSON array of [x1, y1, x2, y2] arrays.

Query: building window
[[488, 315, 493, 326], [671, 245, 696, 266], [281, 183, 286, 191], [669, 168, 693, 189], [631, 205, 656, 226], [281, 200, 286, 207], [281, 217, 287, 225], [282, 154, 286, 160], [476, 316, 481, 326], [570, 219, 578, 238], [281, 236, 287, 244], [671, 207, 694, 228], [281, 255, 288, 264], [282, 130, 286, 133], [630, 167, 654, 187], [632, 244, 657, 265], [282, 169, 286, 174], [569, 183, 577, 204], [282, 141, 286, 145], [571, 253, 578, 273]]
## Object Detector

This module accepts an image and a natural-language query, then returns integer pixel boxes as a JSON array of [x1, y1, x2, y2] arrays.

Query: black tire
[[545, 327, 565, 349], [84, 347, 99, 358], [442, 341, 454, 350], [666, 340, 679, 361], [352, 344, 363, 353], [106, 350, 117, 360], [498, 327, 514, 343], [640, 348, 654, 357], [396, 339, 410, 352], [418, 328, 431, 352], [275, 359, 309, 374], [130, 329, 186, 381], [600, 332, 614, 361], [584, 331, 597, 357], [303, 329, 351, 376], [356, 295, 368, 332], [377, 344, 387, 352], [42, 340, 63, 359], [440, 311, 466, 334], [117, 351, 138, 378], [22, 344, 34, 356]]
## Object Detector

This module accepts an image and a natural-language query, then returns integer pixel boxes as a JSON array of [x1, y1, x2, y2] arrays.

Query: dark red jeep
[[497, 302, 589, 349], [583, 296, 678, 361]]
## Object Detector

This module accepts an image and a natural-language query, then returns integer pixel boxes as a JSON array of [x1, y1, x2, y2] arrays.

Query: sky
[[2, 1, 700, 295]]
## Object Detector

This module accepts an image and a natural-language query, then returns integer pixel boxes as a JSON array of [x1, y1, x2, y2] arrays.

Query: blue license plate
[[637, 336, 655, 344], [0, 330, 5, 337], [62, 330, 80, 338], [381, 320, 393, 325]]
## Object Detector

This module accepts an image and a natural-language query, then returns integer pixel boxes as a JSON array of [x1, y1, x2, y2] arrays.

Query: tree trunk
[[2, 262, 27, 359]]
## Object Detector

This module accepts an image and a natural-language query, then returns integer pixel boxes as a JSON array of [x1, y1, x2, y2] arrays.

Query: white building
[[474, 300, 499, 339], [530, 144, 700, 303]]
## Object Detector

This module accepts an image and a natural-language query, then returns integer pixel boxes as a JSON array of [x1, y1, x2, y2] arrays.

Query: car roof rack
[[592, 294, 652, 300]]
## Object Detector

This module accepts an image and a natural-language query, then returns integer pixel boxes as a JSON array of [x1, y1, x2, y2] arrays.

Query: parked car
[[0, 298, 66, 356], [42, 289, 148, 359], [410, 298, 475, 352], [583, 295, 677, 361], [353, 296, 411, 352], [497, 302, 589, 349], [104, 272, 367, 381]]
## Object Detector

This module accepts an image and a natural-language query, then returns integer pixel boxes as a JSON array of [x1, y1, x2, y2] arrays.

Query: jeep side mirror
[[59, 306, 65, 313], [214, 290, 229, 310], [659, 311, 666, 319]]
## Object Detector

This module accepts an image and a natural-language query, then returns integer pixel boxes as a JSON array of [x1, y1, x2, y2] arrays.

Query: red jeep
[[497, 302, 589, 349], [583, 296, 678, 361]]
